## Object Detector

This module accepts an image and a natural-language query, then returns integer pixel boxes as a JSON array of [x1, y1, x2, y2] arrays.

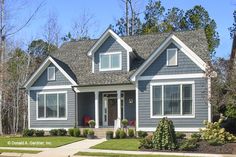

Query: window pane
[[111, 54, 120, 68], [46, 94, 57, 118], [182, 84, 192, 114], [167, 50, 177, 66], [38, 94, 44, 118], [100, 55, 110, 69], [164, 85, 180, 115], [48, 67, 55, 80], [153, 86, 162, 115], [59, 93, 66, 118]]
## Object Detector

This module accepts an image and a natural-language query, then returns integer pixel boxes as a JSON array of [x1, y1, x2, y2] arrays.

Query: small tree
[[152, 117, 177, 150]]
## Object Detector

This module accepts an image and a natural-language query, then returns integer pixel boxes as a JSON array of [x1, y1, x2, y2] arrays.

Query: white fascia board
[[24, 56, 77, 89], [130, 34, 207, 81], [87, 29, 132, 56]]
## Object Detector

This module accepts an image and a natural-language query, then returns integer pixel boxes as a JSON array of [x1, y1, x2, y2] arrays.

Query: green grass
[[0, 136, 84, 148], [91, 139, 140, 151], [76, 152, 181, 157], [0, 149, 41, 154]]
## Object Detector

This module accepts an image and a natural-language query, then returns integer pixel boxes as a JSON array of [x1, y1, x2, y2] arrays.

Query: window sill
[[150, 115, 195, 119], [36, 118, 67, 121], [99, 68, 122, 72]]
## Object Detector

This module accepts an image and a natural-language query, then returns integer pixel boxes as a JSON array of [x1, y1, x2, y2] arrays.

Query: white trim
[[28, 90, 30, 129], [75, 85, 135, 93], [24, 56, 77, 89], [87, 29, 132, 56], [150, 81, 195, 118], [47, 67, 56, 81], [127, 50, 130, 72], [29, 85, 72, 90], [135, 81, 139, 130], [99, 52, 122, 71], [166, 48, 178, 66], [92, 53, 95, 73], [130, 34, 207, 81], [138, 73, 206, 81], [137, 127, 202, 132], [29, 127, 71, 131], [95, 91, 99, 128], [117, 90, 121, 128], [208, 77, 212, 122], [36, 91, 68, 121]]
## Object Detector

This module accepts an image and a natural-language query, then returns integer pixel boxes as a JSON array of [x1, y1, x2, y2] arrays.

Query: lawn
[[0, 149, 41, 154], [76, 152, 181, 157], [91, 139, 140, 151], [0, 136, 84, 148]]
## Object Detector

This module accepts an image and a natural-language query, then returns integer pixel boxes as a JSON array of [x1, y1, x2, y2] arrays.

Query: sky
[[9, 0, 236, 59]]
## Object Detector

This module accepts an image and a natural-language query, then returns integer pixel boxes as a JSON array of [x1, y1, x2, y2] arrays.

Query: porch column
[[95, 91, 99, 128], [117, 90, 121, 128]]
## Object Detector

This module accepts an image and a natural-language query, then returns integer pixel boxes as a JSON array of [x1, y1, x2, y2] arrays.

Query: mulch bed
[[141, 141, 236, 154]]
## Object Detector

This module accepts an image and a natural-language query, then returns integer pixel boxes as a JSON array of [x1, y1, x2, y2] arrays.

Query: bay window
[[37, 92, 67, 119], [99, 52, 122, 71], [151, 82, 194, 117]]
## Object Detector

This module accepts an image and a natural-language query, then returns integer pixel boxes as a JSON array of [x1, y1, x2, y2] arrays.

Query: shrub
[[179, 139, 198, 151], [35, 130, 45, 137], [68, 128, 74, 136], [88, 129, 95, 135], [200, 119, 236, 145], [153, 117, 177, 150], [176, 132, 186, 139], [121, 119, 129, 128], [83, 129, 89, 137], [119, 130, 127, 139], [115, 129, 121, 139], [88, 120, 96, 128], [221, 117, 236, 135], [208, 138, 224, 146], [128, 129, 135, 138], [58, 129, 67, 136], [106, 131, 113, 139], [23, 129, 35, 137], [74, 128, 81, 137], [225, 104, 236, 118], [137, 131, 148, 138], [191, 133, 201, 142], [139, 135, 153, 149], [49, 129, 58, 136]]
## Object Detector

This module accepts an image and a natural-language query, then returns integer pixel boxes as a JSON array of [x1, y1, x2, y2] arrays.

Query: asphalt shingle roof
[[52, 29, 209, 86]]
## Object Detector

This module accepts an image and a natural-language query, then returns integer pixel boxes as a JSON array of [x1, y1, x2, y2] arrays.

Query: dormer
[[87, 29, 132, 73]]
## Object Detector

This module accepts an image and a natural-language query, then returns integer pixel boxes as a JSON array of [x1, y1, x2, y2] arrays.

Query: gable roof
[[23, 56, 78, 89], [87, 29, 132, 56], [130, 34, 207, 81], [50, 29, 209, 86]]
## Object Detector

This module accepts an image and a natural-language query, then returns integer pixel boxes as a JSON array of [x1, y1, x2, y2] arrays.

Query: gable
[[93, 36, 128, 72], [141, 43, 204, 76], [32, 63, 72, 87]]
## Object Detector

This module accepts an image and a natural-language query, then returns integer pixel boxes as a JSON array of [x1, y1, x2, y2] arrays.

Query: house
[[23, 28, 212, 132]]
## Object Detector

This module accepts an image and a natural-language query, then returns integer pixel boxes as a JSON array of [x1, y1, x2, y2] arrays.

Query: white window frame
[[36, 91, 67, 120], [99, 52, 122, 71], [47, 67, 56, 81], [166, 48, 178, 66], [150, 81, 195, 118]]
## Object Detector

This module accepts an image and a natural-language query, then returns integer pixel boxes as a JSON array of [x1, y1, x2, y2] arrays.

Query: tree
[[184, 5, 219, 55], [229, 10, 236, 39], [43, 13, 61, 48], [160, 7, 186, 32], [142, 0, 165, 34]]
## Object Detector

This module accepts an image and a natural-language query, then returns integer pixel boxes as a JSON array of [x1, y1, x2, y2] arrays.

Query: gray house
[[23, 29, 212, 132]]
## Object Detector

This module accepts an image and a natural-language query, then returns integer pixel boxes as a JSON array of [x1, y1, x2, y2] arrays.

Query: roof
[[51, 29, 209, 86]]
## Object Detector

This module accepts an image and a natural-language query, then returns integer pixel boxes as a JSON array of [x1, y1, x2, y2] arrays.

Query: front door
[[108, 99, 117, 126]]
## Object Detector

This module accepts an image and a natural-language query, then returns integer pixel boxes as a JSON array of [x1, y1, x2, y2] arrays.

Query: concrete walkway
[[32, 138, 106, 157], [79, 148, 236, 157], [0, 147, 50, 151]]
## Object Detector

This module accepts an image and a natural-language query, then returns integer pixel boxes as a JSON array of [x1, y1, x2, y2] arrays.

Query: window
[[151, 82, 194, 117], [37, 92, 67, 119], [99, 52, 122, 71], [167, 48, 177, 66], [47, 67, 55, 81]]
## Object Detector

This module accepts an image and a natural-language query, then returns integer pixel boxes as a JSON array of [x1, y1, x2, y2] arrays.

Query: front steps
[[80, 128, 114, 138]]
